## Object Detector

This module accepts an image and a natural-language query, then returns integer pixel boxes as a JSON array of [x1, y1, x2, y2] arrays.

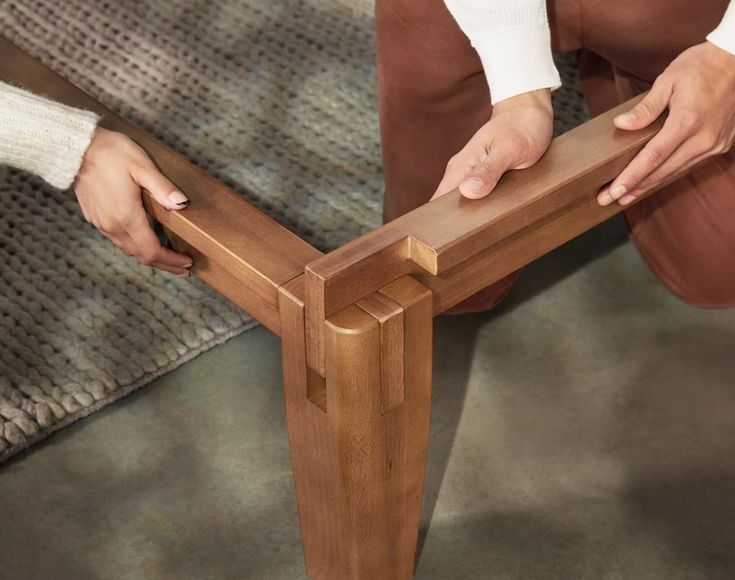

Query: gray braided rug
[[0, 0, 588, 462]]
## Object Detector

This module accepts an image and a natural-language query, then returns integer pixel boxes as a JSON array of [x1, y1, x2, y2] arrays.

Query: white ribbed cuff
[[473, 24, 561, 104], [707, 1, 735, 56], [0, 82, 99, 189]]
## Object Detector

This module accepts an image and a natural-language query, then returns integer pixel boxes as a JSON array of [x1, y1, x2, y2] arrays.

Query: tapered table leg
[[279, 276, 432, 580]]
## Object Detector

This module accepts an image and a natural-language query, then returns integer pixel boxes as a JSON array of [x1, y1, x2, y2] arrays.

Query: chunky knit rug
[[0, 0, 588, 463]]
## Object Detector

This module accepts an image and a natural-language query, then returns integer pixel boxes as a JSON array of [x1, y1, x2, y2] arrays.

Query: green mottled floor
[[2, 217, 734, 580]]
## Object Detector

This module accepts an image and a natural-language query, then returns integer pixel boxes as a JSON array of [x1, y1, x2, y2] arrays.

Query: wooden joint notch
[[303, 95, 664, 372], [278, 276, 328, 413], [306, 367, 327, 413], [321, 276, 431, 417], [357, 293, 406, 414], [292, 288, 415, 415], [305, 237, 413, 376], [284, 274, 432, 417]]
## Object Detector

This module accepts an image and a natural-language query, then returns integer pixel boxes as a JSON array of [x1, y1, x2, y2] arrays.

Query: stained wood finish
[[279, 277, 340, 575], [416, 179, 629, 313], [305, 238, 410, 376], [6, 37, 682, 580], [305, 97, 664, 372], [280, 276, 432, 579], [0, 37, 322, 334], [357, 292, 405, 413]]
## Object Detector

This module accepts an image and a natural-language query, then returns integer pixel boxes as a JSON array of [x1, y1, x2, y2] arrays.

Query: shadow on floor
[[617, 324, 735, 579], [417, 215, 629, 556]]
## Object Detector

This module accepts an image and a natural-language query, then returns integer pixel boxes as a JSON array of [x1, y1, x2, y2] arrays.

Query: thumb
[[458, 152, 511, 200], [133, 159, 190, 210], [614, 85, 670, 131]]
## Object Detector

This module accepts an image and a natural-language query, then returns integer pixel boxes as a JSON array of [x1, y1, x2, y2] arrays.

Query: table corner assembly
[[1, 37, 665, 580]]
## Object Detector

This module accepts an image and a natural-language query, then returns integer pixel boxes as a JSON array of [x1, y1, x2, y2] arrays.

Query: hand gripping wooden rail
[[2, 37, 664, 580]]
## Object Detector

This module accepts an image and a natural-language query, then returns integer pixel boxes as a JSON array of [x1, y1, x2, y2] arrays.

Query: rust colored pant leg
[[377, 0, 735, 313], [375, 0, 519, 313], [580, 0, 735, 307], [625, 149, 735, 307], [376, 0, 489, 220]]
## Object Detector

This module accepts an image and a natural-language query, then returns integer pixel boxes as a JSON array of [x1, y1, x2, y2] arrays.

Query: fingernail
[[619, 194, 637, 206], [616, 112, 636, 124], [176, 271, 191, 278], [598, 191, 613, 206], [610, 184, 627, 199], [168, 190, 190, 206], [461, 178, 484, 193], [182, 260, 194, 268]]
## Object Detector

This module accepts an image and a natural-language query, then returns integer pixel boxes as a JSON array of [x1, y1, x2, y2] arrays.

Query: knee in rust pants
[[376, 0, 735, 311]]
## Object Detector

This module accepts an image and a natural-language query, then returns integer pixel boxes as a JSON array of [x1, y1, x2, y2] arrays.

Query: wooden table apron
[[1, 37, 664, 580]]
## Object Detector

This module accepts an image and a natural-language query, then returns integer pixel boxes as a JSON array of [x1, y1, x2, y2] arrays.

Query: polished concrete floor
[[1, 217, 735, 580]]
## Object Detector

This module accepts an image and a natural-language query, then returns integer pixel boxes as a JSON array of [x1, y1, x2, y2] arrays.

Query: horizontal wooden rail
[[304, 97, 664, 373], [2, 36, 666, 375], [0, 38, 322, 336]]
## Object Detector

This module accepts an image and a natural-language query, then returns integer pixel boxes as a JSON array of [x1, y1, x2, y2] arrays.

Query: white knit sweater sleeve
[[444, 0, 560, 104], [708, 1, 735, 55], [0, 82, 99, 189]]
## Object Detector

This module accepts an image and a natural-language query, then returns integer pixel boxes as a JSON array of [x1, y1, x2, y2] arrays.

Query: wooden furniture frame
[[3, 38, 665, 579]]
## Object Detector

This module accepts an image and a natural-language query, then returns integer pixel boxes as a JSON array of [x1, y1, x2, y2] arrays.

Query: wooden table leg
[[279, 276, 432, 580]]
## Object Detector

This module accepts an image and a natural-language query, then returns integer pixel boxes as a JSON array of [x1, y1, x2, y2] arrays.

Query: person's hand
[[598, 41, 735, 207], [432, 88, 553, 200], [74, 127, 193, 277]]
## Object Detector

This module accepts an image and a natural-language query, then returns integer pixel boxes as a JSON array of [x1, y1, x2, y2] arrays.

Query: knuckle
[[645, 147, 664, 167], [117, 213, 136, 228], [676, 111, 700, 133], [132, 158, 155, 180], [138, 245, 161, 265], [99, 221, 120, 236], [704, 130, 724, 152], [624, 169, 642, 186], [703, 137, 721, 155], [715, 139, 731, 155], [691, 131, 718, 155], [446, 154, 468, 173], [469, 163, 494, 179], [646, 171, 664, 186], [635, 102, 652, 118], [710, 141, 728, 156], [115, 132, 139, 154], [636, 96, 661, 119], [508, 138, 532, 164], [137, 254, 156, 267]]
